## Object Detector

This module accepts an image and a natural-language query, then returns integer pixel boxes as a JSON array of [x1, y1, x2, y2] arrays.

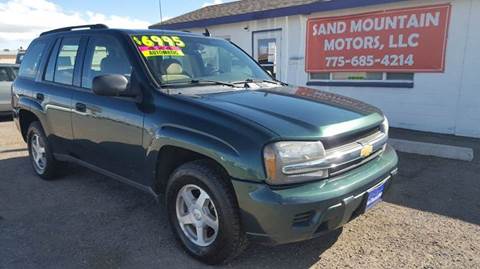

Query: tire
[[166, 160, 247, 264], [27, 121, 59, 180]]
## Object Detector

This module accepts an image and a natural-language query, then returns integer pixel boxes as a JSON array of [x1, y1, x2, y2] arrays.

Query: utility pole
[[159, 0, 163, 22]]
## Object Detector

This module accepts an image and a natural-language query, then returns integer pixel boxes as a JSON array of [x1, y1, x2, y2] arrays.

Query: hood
[[194, 86, 384, 140]]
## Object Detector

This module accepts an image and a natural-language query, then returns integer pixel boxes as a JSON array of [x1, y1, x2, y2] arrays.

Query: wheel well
[[154, 146, 231, 194], [19, 110, 39, 142]]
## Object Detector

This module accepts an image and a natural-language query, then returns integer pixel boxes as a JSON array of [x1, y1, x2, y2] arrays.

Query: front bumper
[[232, 145, 398, 245]]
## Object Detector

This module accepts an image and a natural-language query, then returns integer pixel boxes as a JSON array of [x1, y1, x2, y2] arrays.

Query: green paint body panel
[[13, 29, 398, 246], [232, 145, 398, 245]]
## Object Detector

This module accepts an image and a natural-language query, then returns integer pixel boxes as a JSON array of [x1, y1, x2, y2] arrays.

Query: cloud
[[202, 0, 223, 8], [0, 0, 151, 49]]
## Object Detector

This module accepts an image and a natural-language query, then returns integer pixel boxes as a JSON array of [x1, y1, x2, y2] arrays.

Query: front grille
[[282, 126, 387, 179], [329, 149, 383, 176], [329, 157, 365, 175], [322, 126, 381, 149], [324, 128, 387, 177]]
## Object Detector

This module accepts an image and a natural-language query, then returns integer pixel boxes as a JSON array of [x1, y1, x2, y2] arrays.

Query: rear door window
[[18, 41, 47, 79], [54, 37, 80, 85]]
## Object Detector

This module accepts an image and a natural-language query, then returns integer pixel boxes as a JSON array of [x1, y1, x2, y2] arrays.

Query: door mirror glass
[[92, 74, 129, 97]]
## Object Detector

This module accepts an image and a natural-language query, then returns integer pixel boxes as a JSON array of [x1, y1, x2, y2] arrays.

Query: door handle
[[36, 93, 44, 101], [75, 102, 87, 113]]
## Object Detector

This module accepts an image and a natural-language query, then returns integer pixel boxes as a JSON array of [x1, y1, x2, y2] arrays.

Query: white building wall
[[184, 0, 480, 138], [454, 0, 480, 137]]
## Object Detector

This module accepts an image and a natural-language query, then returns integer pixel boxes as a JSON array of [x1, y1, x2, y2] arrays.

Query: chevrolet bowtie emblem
[[360, 144, 374, 158]]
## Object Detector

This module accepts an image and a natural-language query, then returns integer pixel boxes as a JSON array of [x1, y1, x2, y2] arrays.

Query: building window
[[308, 72, 414, 88]]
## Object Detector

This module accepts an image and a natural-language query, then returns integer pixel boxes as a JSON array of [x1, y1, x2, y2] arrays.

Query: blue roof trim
[[152, 0, 410, 30]]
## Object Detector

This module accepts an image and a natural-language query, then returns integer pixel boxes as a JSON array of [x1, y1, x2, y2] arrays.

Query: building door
[[253, 30, 282, 80]]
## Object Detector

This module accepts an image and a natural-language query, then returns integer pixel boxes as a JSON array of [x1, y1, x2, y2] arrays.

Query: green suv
[[12, 24, 398, 264]]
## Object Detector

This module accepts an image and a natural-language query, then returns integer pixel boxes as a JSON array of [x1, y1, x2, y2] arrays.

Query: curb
[[389, 138, 474, 161]]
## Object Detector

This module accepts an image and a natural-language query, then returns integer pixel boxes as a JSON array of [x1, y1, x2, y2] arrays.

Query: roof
[[154, 0, 318, 26], [150, 0, 410, 30]]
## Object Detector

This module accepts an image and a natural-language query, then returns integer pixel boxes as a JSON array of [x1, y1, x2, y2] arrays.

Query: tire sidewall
[[27, 122, 56, 179]]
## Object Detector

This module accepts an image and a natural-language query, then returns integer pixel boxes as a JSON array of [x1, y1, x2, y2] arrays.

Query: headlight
[[381, 116, 389, 136], [263, 141, 329, 185]]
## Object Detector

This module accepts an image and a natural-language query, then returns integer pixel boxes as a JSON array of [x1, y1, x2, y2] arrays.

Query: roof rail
[[40, 24, 108, 36]]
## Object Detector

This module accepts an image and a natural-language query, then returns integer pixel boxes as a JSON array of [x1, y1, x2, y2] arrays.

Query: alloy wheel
[[175, 184, 219, 247], [31, 133, 47, 173]]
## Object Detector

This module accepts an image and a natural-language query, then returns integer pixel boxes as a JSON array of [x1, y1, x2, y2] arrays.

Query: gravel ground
[[1, 119, 479, 269]]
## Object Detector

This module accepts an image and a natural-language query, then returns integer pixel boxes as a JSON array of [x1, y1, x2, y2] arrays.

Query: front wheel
[[166, 160, 247, 264]]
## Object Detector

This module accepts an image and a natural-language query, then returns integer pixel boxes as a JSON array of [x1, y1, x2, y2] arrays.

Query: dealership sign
[[306, 4, 451, 72]]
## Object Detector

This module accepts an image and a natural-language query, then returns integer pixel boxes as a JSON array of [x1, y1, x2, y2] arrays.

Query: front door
[[71, 35, 145, 183], [253, 30, 282, 80]]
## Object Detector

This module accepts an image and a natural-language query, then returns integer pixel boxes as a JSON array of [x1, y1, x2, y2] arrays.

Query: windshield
[[131, 33, 271, 86]]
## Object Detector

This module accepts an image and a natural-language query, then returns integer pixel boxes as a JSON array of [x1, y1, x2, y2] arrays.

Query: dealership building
[[151, 0, 480, 138]]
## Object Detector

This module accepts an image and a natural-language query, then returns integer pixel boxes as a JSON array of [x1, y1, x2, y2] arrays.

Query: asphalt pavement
[[1, 119, 479, 268]]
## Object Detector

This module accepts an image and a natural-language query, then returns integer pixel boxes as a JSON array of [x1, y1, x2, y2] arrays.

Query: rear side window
[[18, 41, 46, 79], [54, 37, 80, 85], [82, 36, 132, 89]]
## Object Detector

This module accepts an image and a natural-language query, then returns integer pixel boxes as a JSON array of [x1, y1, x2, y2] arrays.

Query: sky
[[0, 0, 235, 50]]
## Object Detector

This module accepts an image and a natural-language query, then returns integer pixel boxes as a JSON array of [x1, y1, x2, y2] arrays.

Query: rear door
[[71, 35, 145, 182], [38, 36, 82, 155]]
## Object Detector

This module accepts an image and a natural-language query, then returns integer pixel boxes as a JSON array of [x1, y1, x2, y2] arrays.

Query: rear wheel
[[166, 160, 247, 264], [27, 121, 59, 180]]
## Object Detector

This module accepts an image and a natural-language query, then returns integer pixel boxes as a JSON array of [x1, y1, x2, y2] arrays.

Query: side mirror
[[92, 74, 130, 97]]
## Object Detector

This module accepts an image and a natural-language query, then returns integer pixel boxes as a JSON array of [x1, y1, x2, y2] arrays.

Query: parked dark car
[[12, 24, 398, 264]]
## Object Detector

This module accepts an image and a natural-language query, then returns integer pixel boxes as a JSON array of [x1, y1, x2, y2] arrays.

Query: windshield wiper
[[232, 78, 287, 87], [191, 79, 237, 87], [162, 79, 237, 88], [262, 79, 287, 86]]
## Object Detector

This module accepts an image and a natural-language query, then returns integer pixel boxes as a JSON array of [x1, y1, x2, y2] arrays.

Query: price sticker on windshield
[[132, 35, 186, 57]]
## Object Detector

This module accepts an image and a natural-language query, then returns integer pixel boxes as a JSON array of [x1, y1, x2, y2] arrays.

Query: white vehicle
[[0, 64, 18, 115]]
